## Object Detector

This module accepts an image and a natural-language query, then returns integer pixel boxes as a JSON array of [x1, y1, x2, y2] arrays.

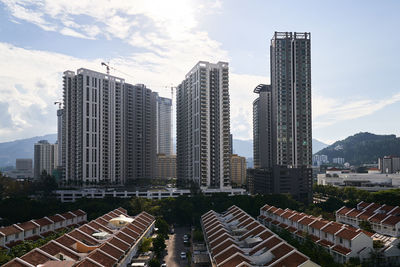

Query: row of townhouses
[[4, 207, 155, 267], [0, 210, 87, 248], [336, 201, 400, 237], [201, 205, 319, 267], [259, 204, 400, 264]]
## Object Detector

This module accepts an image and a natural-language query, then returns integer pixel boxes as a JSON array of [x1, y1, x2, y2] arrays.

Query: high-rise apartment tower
[[156, 96, 173, 155], [270, 32, 312, 167], [177, 61, 231, 189], [253, 84, 273, 169]]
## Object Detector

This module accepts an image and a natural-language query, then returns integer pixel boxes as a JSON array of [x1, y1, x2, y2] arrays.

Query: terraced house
[[201, 205, 319, 267], [3, 208, 155, 267], [336, 201, 400, 237], [0, 210, 86, 249], [259, 204, 400, 264]]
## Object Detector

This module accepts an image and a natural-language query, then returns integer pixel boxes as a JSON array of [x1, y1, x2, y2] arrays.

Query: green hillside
[[315, 132, 400, 165]]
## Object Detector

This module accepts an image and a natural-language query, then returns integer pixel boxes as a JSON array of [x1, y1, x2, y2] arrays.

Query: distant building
[[253, 84, 272, 169], [177, 61, 231, 189], [230, 154, 246, 187], [56, 108, 63, 167], [247, 166, 312, 203], [333, 157, 345, 165], [156, 95, 173, 155], [5, 159, 33, 179], [156, 154, 176, 179], [379, 156, 400, 174], [34, 140, 56, 179], [317, 169, 400, 191], [313, 154, 328, 166]]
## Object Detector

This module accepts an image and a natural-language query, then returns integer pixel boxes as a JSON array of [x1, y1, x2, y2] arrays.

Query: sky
[[0, 0, 400, 145]]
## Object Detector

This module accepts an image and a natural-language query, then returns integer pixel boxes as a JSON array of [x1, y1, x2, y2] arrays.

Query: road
[[163, 226, 190, 267]]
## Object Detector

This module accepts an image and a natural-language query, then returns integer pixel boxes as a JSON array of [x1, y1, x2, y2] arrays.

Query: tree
[[359, 221, 374, 233], [152, 235, 166, 259], [193, 229, 204, 242], [138, 237, 152, 253], [148, 258, 160, 267], [155, 217, 169, 239]]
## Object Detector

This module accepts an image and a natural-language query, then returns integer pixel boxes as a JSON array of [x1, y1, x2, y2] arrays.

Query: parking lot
[[163, 226, 190, 267]]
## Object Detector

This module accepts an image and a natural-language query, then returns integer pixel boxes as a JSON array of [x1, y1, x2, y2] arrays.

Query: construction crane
[[54, 101, 62, 109]]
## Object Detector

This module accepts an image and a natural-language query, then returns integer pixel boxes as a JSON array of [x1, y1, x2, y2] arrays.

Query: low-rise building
[[259, 204, 374, 264], [156, 153, 176, 179], [201, 205, 319, 267], [3, 208, 155, 267], [0, 209, 87, 248], [230, 154, 247, 187], [317, 169, 400, 191], [336, 201, 400, 237]]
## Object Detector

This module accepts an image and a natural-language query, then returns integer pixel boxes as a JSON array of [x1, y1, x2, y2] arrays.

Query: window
[[340, 238, 343, 244], [15, 233, 19, 239]]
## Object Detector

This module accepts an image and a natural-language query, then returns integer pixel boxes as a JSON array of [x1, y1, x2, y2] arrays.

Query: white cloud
[[60, 27, 93, 39], [312, 93, 400, 129]]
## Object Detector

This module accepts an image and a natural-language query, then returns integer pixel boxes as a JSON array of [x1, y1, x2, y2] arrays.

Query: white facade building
[[34, 140, 57, 178], [317, 171, 400, 191], [177, 61, 231, 189]]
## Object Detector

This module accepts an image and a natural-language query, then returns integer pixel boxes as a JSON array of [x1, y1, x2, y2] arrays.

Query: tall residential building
[[56, 108, 63, 167], [63, 69, 125, 185], [34, 140, 56, 178], [379, 156, 400, 174], [156, 153, 176, 179], [253, 84, 272, 169], [156, 95, 172, 155], [124, 84, 157, 181], [230, 154, 246, 187], [270, 32, 312, 167], [177, 61, 231, 189]]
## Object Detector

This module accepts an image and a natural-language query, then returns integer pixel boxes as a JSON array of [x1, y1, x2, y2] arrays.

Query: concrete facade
[[177, 61, 231, 189]]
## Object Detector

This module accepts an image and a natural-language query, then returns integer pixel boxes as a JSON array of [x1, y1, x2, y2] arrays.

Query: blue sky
[[0, 0, 399, 145]]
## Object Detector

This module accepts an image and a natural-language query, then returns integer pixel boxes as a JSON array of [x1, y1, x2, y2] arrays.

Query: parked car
[[180, 252, 187, 259], [161, 263, 167, 267]]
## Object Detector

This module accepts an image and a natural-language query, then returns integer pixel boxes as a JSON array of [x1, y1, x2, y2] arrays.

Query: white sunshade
[[109, 215, 134, 227]]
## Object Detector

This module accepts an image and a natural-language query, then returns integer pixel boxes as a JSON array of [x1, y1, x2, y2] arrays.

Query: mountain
[[0, 134, 57, 167], [312, 139, 329, 154], [315, 132, 400, 165]]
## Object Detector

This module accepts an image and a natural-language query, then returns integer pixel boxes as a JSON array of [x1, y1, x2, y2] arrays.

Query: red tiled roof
[[298, 216, 316, 226], [34, 217, 53, 227], [309, 219, 329, 230], [48, 214, 65, 223], [369, 213, 388, 223], [289, 213, 307, 222], [0, 225, 23, 236], [209, 233, 232, 248], [88, 249, 118, 267], [358, 210, 375, 220], [335, 228, 360, 240], [212, 239, 236, 256], [317, 239, 334, 248], [108, 237, 130, 252], [261, 204, 271, 211], [337, 207, 352, 216], [68, 229, 99, 246], [17, 221, 38, 231], [249, 236, 282, 256], [60, 212, 76, 220], [287, 226, 297, 233], [41, 240, 80, 260], [274, 208, 285, 216], [214, 246, 243, 264], [388, 207, 400, 216], [71, 209, 86, 217], [332, 244, 352, 255], [219, 253, 250, 267], [270, 251, 308, 267], [239, 225, 265, 241], [20, 249, 55, 266], [346, 209, 361, 218], [268, 243, 294, 265], [382, 215, 400, 226], [99, 243, 124, 260], [258, 230, 274, 240], [321, 222, 343, 235], [358, 201, 370, 209], [308, 235, 320, 242]]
